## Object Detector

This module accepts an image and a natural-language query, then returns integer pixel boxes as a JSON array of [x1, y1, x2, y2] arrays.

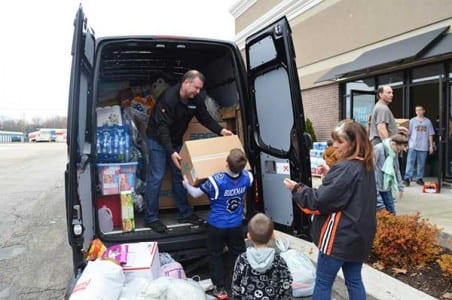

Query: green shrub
[[305, 118, 317, 145]]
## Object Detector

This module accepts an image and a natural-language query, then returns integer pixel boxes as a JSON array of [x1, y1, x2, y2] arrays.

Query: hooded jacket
[[232, 247, 292, 299], [292, 159, 377, 262]]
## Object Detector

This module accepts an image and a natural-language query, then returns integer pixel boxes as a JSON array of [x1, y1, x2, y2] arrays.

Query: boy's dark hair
[[248, 213, 274, 245], [227, 148, 247, 174]]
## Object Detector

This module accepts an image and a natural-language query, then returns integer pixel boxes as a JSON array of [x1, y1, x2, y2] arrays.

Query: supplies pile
[[69, 239, 210, 300], [310, 141, 327, 176]]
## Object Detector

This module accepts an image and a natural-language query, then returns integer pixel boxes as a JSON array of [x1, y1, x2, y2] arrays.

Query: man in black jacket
[[145, 70, 232, 233]]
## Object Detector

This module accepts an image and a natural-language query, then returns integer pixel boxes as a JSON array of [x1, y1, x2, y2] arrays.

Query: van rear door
[[65, 6, 95, 275], [245, 17, 312, 236]]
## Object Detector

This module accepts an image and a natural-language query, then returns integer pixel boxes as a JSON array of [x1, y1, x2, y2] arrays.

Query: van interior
[[94, 39, 248, 250]]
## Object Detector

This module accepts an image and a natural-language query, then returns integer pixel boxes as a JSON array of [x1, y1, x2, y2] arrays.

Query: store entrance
[[410, 82, 440, 178]]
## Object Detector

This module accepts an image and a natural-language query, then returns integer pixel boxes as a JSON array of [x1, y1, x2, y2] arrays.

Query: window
[[411, 64, 442, 84], [344, 78, 375, 119], [377, 72, 404, 87]]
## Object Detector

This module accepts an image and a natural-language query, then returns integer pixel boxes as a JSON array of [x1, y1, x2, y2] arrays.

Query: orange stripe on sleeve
[[295, 202, 321, 215]]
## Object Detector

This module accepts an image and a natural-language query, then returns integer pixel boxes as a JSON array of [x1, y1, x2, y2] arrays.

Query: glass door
[[446, 81, 452, 179], [350, 90, 376, 126]]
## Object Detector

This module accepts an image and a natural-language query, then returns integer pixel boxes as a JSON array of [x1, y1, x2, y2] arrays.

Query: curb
[[274, 230, 436, 300]]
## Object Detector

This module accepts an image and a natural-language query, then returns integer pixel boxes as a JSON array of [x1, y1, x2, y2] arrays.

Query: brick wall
[[301, 83, 340, 141]]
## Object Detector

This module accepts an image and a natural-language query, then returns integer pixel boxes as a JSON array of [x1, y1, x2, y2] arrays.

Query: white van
[[66, 6, 312, 288]]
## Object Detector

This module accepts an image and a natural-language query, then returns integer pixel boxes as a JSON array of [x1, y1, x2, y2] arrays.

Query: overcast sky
[[0, 0, 236, 121]]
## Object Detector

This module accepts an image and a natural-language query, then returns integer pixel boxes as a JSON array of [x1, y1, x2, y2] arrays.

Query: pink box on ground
[[122, 242, 160, 281]]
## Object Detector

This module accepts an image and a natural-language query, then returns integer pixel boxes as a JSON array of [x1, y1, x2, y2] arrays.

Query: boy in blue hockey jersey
[[183, 148, 253, 299]]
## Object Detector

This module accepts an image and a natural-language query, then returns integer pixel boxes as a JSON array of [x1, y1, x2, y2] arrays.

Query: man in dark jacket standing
[[145, 70, 232, 233]]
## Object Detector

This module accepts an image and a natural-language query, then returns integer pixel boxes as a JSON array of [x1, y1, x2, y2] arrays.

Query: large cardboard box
[[158, 170, 209, 209], [180, 135, 250, 186], [122, 242, 160, 281], [183, 119, 228, 141], [395, 118, 409, 129]]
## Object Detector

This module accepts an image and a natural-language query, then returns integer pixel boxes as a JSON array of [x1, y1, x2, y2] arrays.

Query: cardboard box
[[158, 170, 209, 209], [120, 191, 135, 232], [122, 242, 160, 281], [180, 135, 250, 186], [395, 118, 409, 129], [97, 162, 138, 195], [183, 120, 228, 141]]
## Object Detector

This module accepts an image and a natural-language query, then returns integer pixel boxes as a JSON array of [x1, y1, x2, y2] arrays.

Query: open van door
[[65, 5, 95, 275], [245, 17, 312, 237]]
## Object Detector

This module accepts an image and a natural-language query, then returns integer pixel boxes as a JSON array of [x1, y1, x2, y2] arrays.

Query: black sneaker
[[416, 179, 425, 186], [178, 213, 204, 225], [402, 179, 410, 187], [146, 220, 167, 233]]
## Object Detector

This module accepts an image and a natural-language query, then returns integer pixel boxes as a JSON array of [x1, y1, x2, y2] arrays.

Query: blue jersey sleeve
[[200, 176, 219, 199]]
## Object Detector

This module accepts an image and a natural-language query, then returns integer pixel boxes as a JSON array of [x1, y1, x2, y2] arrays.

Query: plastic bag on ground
[[119, 277, 151, 300], [276, 238, 316, 297], [69, 259, 125, 300], [159, 252, 186, 279], [138, 276, 206, 300]]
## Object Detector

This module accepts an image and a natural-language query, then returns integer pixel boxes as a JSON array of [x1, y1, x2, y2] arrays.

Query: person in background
[[145, 70, 233, 233], [283, 120, 376, 299], [323, 139, 338, 167], [374, 133, 408, 214], [403, 105, 435, 186], [183, 148, 253, 300], [368, 85, 407, 146], [231, 213, 292, 300]]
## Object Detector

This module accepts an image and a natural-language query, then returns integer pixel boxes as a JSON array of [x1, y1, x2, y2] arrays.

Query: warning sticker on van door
[[276, 162, 290, 175]]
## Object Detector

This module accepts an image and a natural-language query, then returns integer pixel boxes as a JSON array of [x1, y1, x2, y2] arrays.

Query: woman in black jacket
[[284, 120, 376, 300]]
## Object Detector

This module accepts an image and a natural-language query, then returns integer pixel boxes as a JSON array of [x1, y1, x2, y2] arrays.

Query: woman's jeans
[[144, 138, 192, 223], [313, 252, 366, 300]]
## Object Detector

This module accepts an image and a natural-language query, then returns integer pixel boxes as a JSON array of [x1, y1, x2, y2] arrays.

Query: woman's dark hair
[[331, 119, 374, 171]]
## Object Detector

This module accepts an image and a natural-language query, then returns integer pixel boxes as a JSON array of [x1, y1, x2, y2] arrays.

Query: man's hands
[[220, 128, 233, 136], [171, 151, 182, 169]]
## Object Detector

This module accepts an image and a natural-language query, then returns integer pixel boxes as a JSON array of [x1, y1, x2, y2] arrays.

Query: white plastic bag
[[70, 259, 125, 300], [119, 277, 151, 300], [138, 276, 206, 300], [159, 252, 186, 279], [276, 238, 316, 297]]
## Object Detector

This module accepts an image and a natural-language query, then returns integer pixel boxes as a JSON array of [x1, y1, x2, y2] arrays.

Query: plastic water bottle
[[113, 126, 119, 155], [118, 126, 126, 162], [96, 130, 101, 155], [124, 125, 131, 162]]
